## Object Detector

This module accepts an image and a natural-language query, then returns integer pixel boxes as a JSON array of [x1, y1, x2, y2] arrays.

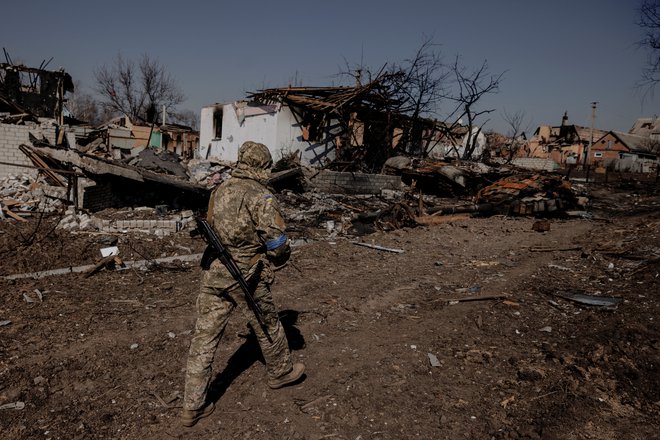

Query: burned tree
[[94, 53, 185, 124], [339, 37, 450, 157], [444, 57, 504, 160], [382, 37, 449, 155]]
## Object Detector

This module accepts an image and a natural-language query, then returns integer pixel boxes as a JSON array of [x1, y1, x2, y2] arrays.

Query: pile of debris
[[124, 148, 189, 179], [474, 173, 582, 215], [186, 158, 233, 188], [2, 129, 588, 238], [279, 191, 394, 237], [383, 156, 512, 195], [0, 173, 67, 221], [275, 171, 588, 240]]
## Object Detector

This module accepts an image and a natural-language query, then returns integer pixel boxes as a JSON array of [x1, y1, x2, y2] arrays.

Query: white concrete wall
[[199, 102, 336, 167], [199, 105, 216, 155]]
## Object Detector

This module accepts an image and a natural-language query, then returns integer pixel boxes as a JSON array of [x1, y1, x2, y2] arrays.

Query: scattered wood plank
[[352, 242, 404, 253], [268, 167, 303, 185], [443, 294, 509, 303], [84, 255, 124, 278], [529, 246, 582, 252], [19, 144, 66, 186], [2, 208, 27, 222]]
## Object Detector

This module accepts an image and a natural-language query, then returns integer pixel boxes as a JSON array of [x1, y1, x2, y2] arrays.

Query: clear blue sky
[[2, 0, 657, 135]]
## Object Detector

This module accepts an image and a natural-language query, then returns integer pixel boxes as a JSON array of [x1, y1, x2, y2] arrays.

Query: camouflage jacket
[[202, 171, 288, 289]]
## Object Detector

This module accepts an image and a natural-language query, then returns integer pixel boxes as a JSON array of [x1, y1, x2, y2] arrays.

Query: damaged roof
[[247, 82, 393, 113]]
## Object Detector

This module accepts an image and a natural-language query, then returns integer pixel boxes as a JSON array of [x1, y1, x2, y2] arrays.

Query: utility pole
[[585, 102, 597, 165]]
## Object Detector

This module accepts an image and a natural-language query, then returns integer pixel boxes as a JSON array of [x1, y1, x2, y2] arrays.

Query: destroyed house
[[74, 117, 199, 161], [160, 123, 199, 159], [525, 112, 606, 165], [0, 63, 73, 124], [199, 82, 452, 170]]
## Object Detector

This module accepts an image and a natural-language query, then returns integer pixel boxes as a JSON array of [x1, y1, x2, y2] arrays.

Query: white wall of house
[[199, 102, 335, 167]]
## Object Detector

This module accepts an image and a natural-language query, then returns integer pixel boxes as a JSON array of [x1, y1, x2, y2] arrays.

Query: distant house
[[160, 123, 199, 159], [590, 131, 658, 172], [524, 112, 606, 165]]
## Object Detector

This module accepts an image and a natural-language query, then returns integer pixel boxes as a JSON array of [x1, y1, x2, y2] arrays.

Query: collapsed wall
[[310, 170, 402, 195], [0, 123, 56, 178]]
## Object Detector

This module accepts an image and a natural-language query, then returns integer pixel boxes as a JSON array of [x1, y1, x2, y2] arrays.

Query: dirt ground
[[0, 180, 658, 439]]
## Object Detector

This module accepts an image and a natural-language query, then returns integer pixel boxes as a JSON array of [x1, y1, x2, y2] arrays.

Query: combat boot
[[268, 362, 305, 389], [180, 402, 215, 427]]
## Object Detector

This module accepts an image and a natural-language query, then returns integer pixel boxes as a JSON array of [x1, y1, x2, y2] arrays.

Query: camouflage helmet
[[237, 141, 272, 170]]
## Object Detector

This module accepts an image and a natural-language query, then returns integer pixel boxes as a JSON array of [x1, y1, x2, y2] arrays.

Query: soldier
[[181, 141, 305, 427]]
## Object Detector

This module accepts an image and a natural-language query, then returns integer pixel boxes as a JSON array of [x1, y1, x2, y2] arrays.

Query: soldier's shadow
[[206, 309, 306, 403]]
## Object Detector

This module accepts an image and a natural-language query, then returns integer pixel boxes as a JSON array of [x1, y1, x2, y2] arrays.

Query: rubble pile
[[126, 148, 189, 179], [57, 207, 97, 231], [383, 156, 513, 195], [55, 207, 196, 236], [0, 173, 66, 221], [474, 173, 580, 215], [279, 191, 393, 237], [186, 159, 233, 188], [276, 171, 587, 239]]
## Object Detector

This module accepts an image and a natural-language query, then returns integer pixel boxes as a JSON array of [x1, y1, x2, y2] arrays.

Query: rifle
[[194, 217, 271, 342]]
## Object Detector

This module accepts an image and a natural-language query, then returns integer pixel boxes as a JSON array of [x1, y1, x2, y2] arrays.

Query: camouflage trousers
[[183, 279, 293, 411]]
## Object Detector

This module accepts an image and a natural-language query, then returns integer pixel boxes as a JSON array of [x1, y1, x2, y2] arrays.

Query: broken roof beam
[[22, 144, 144, 181], [18, 144, 67, 186], [248, 80, 385, 111], [285, 95, 337, 110], [21, 144, 208, 194]]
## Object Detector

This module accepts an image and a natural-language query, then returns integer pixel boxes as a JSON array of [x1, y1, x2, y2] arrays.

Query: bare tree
[[636, 0, 660, 98], [338, 36, 449, 155], [387, 37, 450, 155], [640, 137, 660, 154], [385, 37, 448, 128], [67, 90, 100, 126], [444, 56, 504, 160], [170, 109, 200, 131], [94, 53, 185, 124], [501, 109, 530, 162]]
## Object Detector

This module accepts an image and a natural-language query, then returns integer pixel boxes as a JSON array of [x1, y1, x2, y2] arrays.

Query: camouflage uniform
[[183, 142, 294, 411]]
